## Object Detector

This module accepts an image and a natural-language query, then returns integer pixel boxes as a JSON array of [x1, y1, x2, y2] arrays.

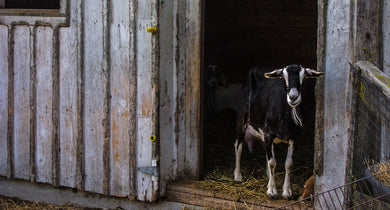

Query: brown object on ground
[[300, 175, 315, 200]]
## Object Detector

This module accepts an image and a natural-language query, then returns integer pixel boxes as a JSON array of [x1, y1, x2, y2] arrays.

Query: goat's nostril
[[289, 95, 298, 101]]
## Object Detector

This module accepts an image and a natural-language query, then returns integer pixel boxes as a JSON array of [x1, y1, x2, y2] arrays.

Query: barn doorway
[[202, 0, 318, 203]]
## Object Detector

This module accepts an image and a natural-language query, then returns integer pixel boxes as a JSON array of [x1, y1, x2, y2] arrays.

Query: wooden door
[[0, 0, 160, 202]]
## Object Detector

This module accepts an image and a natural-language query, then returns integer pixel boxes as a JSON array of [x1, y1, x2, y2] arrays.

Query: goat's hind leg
[[234, 139, 243, 181]]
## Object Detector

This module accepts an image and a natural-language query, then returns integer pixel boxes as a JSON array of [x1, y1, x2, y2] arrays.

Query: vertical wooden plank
[[109, 0, 136, 198], [383, 0, 390, 76], [83, 0, 109, 194], [58, 0, 83, 189], [136, 0, 159, 202], [59, 27, 78, 188], [35, 26, 54, 184], [0, 25, 8, 176], [381, 123, 390, 161], [355, 0, 383, 69], [184, 0, 203, 180], [13, 25, 32, 180], [314, 0, 327, 177], [159, 0, 177, 196], [317, 0, 355, 208]]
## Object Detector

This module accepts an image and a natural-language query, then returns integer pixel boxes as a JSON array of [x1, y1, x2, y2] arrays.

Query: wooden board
[[0, 25, 8, 177], [58, 0, 83, 189], [35, 26, 54, 184], [13, 25, 32, 180], [109, 0, 136, 198], [166, 182, 310, 209], [83, 0, 109, 195], [135, 0, 160, 202]]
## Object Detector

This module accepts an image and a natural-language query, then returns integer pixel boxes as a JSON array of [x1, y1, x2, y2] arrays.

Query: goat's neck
[[291, 107, 302, 127]]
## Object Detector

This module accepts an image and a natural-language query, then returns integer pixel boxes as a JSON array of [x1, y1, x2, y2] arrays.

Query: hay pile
[[0, 195, 92, 210], [367, 160, 390, 188], [200, 109, 314, 202]]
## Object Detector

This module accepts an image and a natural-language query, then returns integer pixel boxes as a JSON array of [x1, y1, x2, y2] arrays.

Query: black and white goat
[[234, 65, 323, 199]]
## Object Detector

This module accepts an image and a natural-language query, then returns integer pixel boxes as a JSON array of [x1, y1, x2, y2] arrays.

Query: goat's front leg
[[234, 139, 243, 181], [282, 140, 294, 199], [266, 143, 277, 199]]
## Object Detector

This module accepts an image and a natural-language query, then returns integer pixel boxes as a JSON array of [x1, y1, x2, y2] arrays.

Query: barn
[[0, 0, 389, 209]]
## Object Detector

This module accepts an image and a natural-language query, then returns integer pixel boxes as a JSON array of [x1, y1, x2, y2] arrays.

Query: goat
[[214, 83, 243, 114], [234, 65, 323, 199], [204, 65, 228, 118]]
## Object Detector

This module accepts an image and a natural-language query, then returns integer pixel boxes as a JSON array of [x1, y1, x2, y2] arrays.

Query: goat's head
[[206, 65, 228, 89], [264, 64, 323, 108]]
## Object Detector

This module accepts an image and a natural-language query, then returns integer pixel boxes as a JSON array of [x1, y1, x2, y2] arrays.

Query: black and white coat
[[234, 64, 323, 199]]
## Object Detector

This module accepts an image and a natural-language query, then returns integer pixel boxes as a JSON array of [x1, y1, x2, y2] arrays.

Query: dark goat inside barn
[[234, 65, 323, 199], [204, 65, 228, 117]]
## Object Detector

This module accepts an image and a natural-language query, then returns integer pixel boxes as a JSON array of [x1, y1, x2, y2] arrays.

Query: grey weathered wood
[[135, 0, 160, 202], [184, 0, 203, 180], [0, 25, 8, 177], [384, 0, 390, 76], [58, 0, 83, 189], [316, 0, 356, 208], [35, 26, 54, 184], [109, 0, 135, 198], [355, 0, 383, 69], [83, 0, 109, 195], [382, 123, 390, 161], [314, 0, 327, 177], [13, 25, 32, 180]]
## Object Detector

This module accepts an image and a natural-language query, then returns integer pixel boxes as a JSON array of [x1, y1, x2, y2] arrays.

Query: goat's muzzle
[[287, 88, 301, 107]]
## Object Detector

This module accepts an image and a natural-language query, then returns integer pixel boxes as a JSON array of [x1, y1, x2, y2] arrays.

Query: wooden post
[[315, 0, 356, 208]]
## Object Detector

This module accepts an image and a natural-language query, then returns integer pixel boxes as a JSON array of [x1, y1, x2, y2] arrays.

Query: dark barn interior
[[202, 0, 318, 201], [4, 0, 60, 9]]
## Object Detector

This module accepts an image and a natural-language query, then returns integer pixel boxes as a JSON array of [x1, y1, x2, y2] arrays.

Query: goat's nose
[[288, 88, 299, 101], [289, 93, 298, 101]]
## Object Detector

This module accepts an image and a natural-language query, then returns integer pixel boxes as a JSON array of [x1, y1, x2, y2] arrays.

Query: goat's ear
[[305, 69, 324, 78], [264, 69, 284, 79]]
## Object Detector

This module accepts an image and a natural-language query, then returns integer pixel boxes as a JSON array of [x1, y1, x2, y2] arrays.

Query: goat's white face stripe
[[282, 68, 288, 86], [299, 67, 305, 84]]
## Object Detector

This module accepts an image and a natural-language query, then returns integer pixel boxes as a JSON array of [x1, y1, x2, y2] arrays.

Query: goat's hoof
[[282, 190, 293, 200], [234, 171, 243, 182], [267, 190, 278, 199], [234, 175, 243, 182], [268, 194, 278, 200]]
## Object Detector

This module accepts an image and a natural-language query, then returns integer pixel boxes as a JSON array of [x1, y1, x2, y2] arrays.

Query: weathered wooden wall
[[0, 0, 160, 202], [352, 61, 390, 178]]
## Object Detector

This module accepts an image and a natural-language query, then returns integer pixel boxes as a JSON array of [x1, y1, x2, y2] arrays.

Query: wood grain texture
[[384, 0, 390, 75], [83, 0, 108, 195], [355, 0, 383, 69], [184, 0, 203, 180], [109, 0, 135, 197], [13, 25, 32, 180], [35, 26, 54, 184], [136, 0, 160, 202], [0, 25, 8, 177], [58, 0, 83, 189]]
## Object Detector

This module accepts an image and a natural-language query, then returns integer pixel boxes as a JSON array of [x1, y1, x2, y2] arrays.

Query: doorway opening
[[202, 0, 318, 203]]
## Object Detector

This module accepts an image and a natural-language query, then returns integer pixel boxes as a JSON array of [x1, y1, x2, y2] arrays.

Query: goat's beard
[[291, 107, 302, 127]]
